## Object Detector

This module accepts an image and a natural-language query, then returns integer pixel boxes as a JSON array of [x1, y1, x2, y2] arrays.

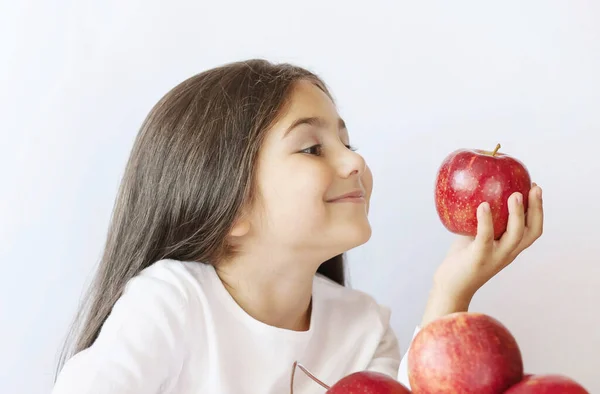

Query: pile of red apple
[[290, 312, 589, 393], [288, 144, 589, 393], [407, 312, 589, 393]]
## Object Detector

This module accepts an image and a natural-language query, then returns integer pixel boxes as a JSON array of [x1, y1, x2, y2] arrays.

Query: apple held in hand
[[407, 312, 523, 393], [504, 374, 590, 394], [435, 143, 532, 239]]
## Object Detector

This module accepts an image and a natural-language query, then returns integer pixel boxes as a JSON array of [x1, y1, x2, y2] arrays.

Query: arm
[[52, 272, 190, 394], [397, 186, 544, 388], [420, 286, 472, 327], [397, 288, 472, 388]]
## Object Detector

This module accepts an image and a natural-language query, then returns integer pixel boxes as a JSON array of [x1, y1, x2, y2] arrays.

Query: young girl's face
[[243, 80, 373, 261]]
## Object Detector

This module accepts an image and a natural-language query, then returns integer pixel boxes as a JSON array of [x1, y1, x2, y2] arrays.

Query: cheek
[[260, 159, 332, 216], [282, 161, 332, 210], [363, 165, 374, 209]]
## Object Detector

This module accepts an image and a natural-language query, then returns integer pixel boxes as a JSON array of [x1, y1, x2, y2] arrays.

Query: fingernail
[[482, 202, 490, 212], [516, 193, 523, 205], [537, 187, 543, 199], [532, 182, 537, 187]]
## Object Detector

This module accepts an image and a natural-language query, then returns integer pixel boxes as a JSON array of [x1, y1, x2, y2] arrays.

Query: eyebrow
[[283, 116, 347, 137]]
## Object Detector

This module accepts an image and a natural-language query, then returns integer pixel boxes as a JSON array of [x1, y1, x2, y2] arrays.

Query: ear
[[229, 212, 251, 238], [230, 220, 250, 237]]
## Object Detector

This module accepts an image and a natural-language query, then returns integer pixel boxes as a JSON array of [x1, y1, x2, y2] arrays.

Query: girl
[[52, 59, 544, 393]]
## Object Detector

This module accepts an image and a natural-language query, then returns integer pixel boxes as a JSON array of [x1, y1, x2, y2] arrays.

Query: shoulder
[[123, 259, 195, 303], [53, 260, 214, 392], [130, 259, 213, 296], [114, 259, 214, 328], [313, 273, 387, 311], [313, 273, 392, 330]]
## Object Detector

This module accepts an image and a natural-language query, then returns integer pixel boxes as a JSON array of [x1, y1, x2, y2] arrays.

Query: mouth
[[327, 190, 366, 203]]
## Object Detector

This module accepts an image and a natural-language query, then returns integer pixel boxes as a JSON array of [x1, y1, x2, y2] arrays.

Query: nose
[[336, 146, 367, 179]]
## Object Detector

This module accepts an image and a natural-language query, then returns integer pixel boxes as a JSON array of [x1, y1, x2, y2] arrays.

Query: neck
[[215, 250, 319, 331]]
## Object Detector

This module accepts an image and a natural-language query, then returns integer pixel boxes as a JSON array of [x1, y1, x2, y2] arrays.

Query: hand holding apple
[[421, 144, 544, 326]]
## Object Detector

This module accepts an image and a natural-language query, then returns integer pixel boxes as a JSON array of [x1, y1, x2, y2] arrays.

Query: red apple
[[504, 374, 590, 393], [326, 371, 411, 394], [435, 143, 532, 239], [290, 362, 410, 394], [408, 312, 523, 393]]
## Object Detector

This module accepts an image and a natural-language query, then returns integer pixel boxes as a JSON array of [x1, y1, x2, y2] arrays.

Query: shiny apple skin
[[435, 148, 532, 239], [504, 374, 590, 394]]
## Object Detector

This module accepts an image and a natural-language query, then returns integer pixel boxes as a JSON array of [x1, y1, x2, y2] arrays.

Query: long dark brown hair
[[56, 59, 346, 376]]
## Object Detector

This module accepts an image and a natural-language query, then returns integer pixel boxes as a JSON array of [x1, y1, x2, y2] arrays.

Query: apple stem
[[290, 361, 331, 394], [492, 143, 501, 156]]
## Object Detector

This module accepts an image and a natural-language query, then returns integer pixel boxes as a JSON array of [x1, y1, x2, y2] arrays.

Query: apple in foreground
[[326, 371, 411, 394], [290, 362, 410, 394], [504, 374, 590, 394], [434, 143, 532, 239], [407, 312, 523, 393]]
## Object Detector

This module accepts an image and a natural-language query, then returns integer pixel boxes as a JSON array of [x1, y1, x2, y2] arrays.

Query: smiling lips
[[327, 190, 365, 203]]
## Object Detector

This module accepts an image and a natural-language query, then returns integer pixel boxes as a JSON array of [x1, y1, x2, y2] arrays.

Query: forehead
[[286, 80, 336, 112], [275, 80, 339, 129]]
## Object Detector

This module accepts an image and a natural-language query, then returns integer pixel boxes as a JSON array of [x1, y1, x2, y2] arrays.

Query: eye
[[300, 145, 323, 156], [299, 144, 357, 156]]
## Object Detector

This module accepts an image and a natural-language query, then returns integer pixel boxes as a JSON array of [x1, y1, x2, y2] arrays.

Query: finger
[[498, 192, 526, 254], [522, 184, 544, 247], [474, 202, 494, 254], [449, 235, 473, 254]]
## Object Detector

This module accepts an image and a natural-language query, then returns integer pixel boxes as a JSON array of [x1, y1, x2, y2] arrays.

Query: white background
[[2, 1, 599, 392]]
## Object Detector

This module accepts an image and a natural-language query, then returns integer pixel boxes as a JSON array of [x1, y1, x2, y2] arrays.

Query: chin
[[333, 220, 372, 253], [284, 216, 372, 259]]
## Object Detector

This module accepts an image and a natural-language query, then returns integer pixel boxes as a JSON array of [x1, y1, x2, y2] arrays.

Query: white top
[[52, 259, 416, 394]]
